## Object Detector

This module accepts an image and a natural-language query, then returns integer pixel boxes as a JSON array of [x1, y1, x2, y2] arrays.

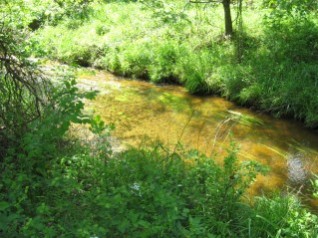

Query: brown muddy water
[[77, 69, 318, 208]]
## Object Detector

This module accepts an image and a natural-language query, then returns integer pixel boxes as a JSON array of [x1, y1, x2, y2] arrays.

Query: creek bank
[[33, 2, 318, 128]]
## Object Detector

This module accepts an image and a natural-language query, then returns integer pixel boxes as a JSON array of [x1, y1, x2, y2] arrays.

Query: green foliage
[[312, 175, 318, 198], [2, 134, 317, 237], [3, 1, 318, 237], [0, 139, 256, 237], [263, 0, 318, 19], [0, 67, 104, 237], [32, 1, 318, 127], [0, 1, 51, 157], [140, 0, 190, 24], [250, 195, 318, 238], [24, 0, 96, 30]]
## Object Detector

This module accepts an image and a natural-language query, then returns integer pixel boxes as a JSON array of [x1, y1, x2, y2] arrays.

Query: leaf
[[0, 201, 10, 211], [138, 220, 150, 228]]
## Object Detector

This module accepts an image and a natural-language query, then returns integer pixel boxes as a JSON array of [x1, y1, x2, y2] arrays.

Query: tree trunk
[[222, 0, 233, 37]]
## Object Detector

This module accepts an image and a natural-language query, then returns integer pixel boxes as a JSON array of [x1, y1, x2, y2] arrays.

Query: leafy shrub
[[28, 0, 95, 29], [3, 133, 317, 237], [0, 67, 103, 237], [0, 139, 266, 237], [0, 2, 52, 157], [250, 195, 318, 238]]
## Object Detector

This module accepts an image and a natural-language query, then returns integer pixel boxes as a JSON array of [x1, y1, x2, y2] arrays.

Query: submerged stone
[[287, 154, 308, 185]]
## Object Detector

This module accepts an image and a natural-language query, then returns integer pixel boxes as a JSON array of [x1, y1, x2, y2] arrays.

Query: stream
[[77, 69, 318, 208]]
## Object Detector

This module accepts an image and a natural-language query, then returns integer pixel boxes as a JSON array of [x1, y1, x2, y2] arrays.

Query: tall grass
[[2, 131, 318, 237], [32, 1, 318, 127]]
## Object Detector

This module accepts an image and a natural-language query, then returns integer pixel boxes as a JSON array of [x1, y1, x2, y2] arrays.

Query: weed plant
[[2, 132, 318, 237], [2, 106, 318, 237]]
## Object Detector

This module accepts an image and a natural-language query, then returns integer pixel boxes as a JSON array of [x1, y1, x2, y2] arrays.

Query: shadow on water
[[77, 69, 318, 210]]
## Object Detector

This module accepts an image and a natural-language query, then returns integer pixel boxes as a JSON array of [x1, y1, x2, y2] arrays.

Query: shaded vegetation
[[2, 132, 318, 237]]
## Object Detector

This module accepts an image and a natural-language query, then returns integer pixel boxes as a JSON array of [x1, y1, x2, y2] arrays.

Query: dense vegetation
[[32, 0, 318, 127], [1, 0, 318, 237]]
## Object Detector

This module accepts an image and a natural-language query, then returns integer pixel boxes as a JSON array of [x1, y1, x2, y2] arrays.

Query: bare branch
[[0, 12, 52, 136]]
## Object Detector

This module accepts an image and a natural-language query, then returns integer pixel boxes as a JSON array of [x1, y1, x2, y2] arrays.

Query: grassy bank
[[33, 1, 318, 127], [2, 126, 318, 237]]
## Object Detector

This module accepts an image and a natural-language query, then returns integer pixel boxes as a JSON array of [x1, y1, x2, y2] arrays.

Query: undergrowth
[[2, 129, 318, 237], [32, 1, 318, 127]]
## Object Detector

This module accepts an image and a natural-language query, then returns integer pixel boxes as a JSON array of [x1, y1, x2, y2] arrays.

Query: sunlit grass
[[33, 1, 318, 127]]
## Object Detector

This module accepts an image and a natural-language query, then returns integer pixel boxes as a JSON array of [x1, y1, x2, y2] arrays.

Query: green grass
[[32, 1, 318, 127], [2, 124, 318, 237]]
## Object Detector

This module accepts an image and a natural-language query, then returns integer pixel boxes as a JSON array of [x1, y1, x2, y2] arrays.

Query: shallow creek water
[[77, 69, 318, 207]]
